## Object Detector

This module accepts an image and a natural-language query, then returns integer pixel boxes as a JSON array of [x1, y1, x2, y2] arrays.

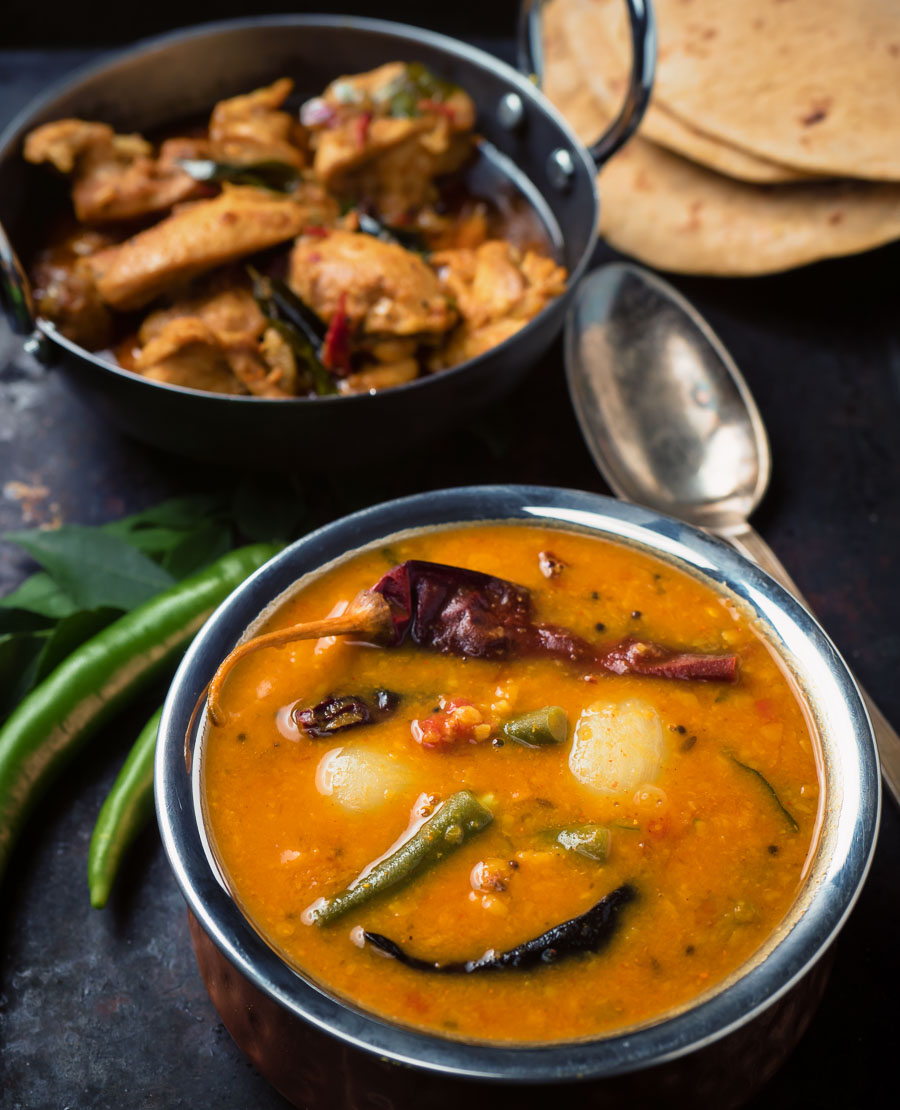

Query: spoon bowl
[[565, 263, 770, 535]]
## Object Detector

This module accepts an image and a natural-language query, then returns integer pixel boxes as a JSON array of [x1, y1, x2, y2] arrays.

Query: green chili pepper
[[502, 705, 568, 747], [0, 543, 280, 887], [550, 824, 611, 862], [88, 707, 162, 909], [304, 789, 493, 926]]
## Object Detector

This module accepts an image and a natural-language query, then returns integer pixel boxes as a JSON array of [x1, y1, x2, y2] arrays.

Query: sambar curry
[[201, 524, 821, 1042]]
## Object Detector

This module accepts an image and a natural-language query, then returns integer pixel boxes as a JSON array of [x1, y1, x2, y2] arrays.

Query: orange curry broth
[[201, 524, 821, 1042]]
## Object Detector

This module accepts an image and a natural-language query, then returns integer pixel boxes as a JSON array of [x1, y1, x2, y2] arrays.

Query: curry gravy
[[202, 524, 821, 1042]]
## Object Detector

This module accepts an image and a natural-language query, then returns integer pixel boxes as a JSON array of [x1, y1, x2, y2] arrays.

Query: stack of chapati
[[543, 0, 900, 274]]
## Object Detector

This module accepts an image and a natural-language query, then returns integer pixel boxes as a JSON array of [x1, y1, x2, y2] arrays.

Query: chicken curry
[[201, 523, 821, 1042], [24, 66, 567, 397]]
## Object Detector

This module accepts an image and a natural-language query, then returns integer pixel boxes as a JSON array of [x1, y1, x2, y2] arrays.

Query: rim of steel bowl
[[156, 484, 879, 1084], [0, 7, 652, 401]]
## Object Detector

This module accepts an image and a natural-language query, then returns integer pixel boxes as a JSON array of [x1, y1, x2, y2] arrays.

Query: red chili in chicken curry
[[24, 65, 567, 397]]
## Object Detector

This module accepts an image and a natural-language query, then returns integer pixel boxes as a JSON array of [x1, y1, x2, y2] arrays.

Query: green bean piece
[[553, 824, 611, 862], [88, 707, 161, 909], [304, 789, 493, 926], [732, 757, 800, 832], [502, 705, 568, 747]]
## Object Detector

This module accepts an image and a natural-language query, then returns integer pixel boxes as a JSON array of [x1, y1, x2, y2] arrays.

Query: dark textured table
[[1, 44, 898, 1110]]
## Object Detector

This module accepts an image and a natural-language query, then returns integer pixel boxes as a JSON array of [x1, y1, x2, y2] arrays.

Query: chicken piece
[[134, 277, 294, 397], [208, 78, 306, 167], [423, 202, 490, 251], [429, 240, 567, 369], [138, 277, 266, 346], [87, 182, 337, 310], [339, 360, 419, 393], [134, 314, 293, 398], [302, 63, 475, 223], [24, 119, 201, 224], [338, 337, 419, 393], [24, 119, 114, 174], [259, 326, 300, 394], [325, 127, 472, 226], [289, 229, 455, 341], [134, 318, 246, 394], [518, 250, 569, 316], [224, 342, 294, 397], [30, 226, 118, 349], [432, 240, 567, 326], [429, 316, 525, 369]]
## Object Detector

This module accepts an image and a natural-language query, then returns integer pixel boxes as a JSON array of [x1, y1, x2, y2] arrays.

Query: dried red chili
[[370, 560, 738, 681], [322, 292, 352, 376]]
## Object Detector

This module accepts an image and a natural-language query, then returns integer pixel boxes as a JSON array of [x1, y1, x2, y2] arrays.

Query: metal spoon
[[565, 261, 898, 807]]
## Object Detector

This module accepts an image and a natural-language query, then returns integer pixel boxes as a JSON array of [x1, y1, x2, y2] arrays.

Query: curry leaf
[[4, 526, 175, 611], [0, 487, 303, 727], [0, 572, 78, 626], [0, 570, 80, 619]]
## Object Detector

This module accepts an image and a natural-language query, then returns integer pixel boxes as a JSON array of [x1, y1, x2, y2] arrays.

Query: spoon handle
[[727, 525, 898, 810]]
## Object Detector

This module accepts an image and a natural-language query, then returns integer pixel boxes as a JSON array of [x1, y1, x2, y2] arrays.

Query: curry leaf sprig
[[0, 474, 308, 900], [0, 479, 306, 727]]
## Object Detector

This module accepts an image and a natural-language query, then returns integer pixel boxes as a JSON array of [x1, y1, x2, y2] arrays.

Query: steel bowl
[[0, 6, 653, 468], [156, 484, 879, 1109]]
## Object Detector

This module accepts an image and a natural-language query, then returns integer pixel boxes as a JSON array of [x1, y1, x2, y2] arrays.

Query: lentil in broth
[[202, 524, 821, 1042]]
